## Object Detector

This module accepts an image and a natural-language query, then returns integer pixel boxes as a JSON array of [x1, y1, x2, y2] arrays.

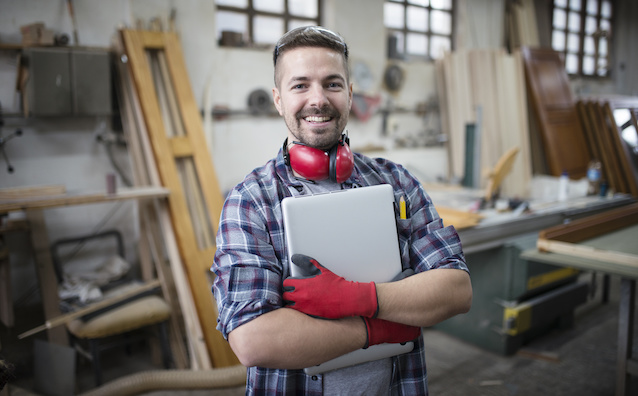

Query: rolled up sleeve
[[212, 188, 285, 339]]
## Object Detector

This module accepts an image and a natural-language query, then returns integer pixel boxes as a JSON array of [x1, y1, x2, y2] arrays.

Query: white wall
[[0, 0, 448, 196]]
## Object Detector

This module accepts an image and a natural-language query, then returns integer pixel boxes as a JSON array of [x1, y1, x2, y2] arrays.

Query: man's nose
[[308, 85, 329, 108]]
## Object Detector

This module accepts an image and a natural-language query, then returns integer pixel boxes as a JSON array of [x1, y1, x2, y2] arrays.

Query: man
[[212, 26, 472, 395]]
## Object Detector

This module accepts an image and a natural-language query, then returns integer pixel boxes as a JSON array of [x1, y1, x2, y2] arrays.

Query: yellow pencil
[[399, 196, 407, 219]]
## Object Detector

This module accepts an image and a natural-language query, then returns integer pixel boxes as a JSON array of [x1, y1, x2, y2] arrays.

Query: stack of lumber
[[435, 48, 532, 199], [115, 28, 239, 369], [576, 96, 638, 196]]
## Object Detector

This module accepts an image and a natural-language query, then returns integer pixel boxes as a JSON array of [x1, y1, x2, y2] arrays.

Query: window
[[215, 0, 320, 47], [384, 0, 454, 60], [551, 0, 613, 77]]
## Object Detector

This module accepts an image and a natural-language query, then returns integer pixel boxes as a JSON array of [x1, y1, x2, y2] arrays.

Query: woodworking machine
[[433, 195, 634, 355]]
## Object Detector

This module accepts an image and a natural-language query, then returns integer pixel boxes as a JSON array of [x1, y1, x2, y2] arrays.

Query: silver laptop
[[281, 184, 416, 375]]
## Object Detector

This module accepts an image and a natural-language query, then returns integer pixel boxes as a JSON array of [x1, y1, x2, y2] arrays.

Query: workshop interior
[[0, 0, 637, 395]]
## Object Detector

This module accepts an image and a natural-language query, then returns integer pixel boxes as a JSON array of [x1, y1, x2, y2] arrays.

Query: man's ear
[[348, 82, 354, 111], [273, 87, 283, 115]]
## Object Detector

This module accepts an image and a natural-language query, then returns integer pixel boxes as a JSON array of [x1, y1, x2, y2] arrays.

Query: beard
[[285, 106, 347, 150]]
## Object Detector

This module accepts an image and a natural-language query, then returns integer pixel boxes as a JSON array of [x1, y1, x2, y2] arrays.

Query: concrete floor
[[2, 274, 637, 396]]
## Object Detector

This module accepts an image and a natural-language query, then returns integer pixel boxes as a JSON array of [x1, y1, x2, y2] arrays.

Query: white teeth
[[305, 116, 331, 122]]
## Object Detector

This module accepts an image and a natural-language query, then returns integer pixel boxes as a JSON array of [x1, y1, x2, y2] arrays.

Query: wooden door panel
[[522, 47, 590, 178]]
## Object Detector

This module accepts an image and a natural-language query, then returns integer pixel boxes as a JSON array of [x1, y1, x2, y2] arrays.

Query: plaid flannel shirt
[[212, 149, 468, 395]]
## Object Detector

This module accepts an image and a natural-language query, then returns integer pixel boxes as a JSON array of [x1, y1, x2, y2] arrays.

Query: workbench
[[432, 193, 635, 355], [0, 186, 169, 345], [521, 209, 638, 396]]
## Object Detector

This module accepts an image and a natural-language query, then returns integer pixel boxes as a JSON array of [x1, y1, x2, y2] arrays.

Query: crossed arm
[[228, 267, 471, 369]]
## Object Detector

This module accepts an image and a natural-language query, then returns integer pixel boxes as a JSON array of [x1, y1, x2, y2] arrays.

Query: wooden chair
[[50, 230, 172, 386]]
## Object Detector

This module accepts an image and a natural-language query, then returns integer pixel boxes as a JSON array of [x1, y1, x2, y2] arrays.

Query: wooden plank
[[538, 202, 638, 243], [18, 280, 161, 339], [469, 49, 500, 188], [435, 57, 453, 181], [456, 50, 476, 180], [118, 59, 187, 367], [138, 208, 189, 368], [497, 50, 531, 198], [587, 101, 624, 192], [575, 101, 598, 161], [516, 0, 540, 47], [115, 39, 207, 369], [0, 187, 169, 213], [169, 136, 194, 158], [442, 48, 532, 197], [443, 50, 475, 181], [523, 246, 638, 280], [537, 239, 638, 269], [496, 49, 517, 168], [591, 100, 629, 193], [156, 202, 212, 370], [138, 30, 165, 48], [121, 29, 238, 368], [535, 205, 638, 279], [0, 185, 65, 200], [512, 49, 533, 197]]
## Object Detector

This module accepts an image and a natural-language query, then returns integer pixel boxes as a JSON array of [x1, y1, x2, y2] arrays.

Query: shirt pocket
[[395, 217, 412, 271]]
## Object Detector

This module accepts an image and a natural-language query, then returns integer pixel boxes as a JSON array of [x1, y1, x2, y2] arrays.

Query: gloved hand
[[283, 254, 378, 319], [362, 317, 421, 348]]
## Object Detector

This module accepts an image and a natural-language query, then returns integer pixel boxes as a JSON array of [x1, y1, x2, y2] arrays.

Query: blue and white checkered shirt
[[212, 149, 468, 395]]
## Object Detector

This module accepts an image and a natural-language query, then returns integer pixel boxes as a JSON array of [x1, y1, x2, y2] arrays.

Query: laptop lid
[[281, 184, 415, 375]]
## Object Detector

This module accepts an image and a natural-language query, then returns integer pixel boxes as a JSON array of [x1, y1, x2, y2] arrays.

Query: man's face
[[273, 47, 353, 150]]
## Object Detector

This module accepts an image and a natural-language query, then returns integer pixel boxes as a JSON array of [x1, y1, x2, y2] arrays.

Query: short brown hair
[[273, 26, 349, 86]]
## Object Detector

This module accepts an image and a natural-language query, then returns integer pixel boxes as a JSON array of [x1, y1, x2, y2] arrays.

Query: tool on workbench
[[482, 146, 520, 207]]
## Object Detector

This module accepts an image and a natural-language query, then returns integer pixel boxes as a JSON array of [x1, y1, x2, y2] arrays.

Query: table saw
[[432, 193, 635, 355]]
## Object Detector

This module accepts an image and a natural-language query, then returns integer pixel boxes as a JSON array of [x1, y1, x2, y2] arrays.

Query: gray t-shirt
[[323, 358, 392, 395], [298, 178, 393, 395]]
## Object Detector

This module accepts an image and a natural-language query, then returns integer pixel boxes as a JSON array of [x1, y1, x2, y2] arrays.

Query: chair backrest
[[50, 230, 125, 284]]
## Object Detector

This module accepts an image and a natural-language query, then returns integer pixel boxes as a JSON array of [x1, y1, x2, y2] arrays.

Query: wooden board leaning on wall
[[120, 29, 238, 368]]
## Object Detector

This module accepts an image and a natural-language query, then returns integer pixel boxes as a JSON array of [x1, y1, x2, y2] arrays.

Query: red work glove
[[362, 317, 421, 348], [283, 254, 378, 319]]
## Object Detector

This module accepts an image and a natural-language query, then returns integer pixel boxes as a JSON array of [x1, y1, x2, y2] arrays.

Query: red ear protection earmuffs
[[283, 134, 354, 183]]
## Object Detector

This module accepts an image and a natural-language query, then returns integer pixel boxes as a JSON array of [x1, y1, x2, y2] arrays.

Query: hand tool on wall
[[0, 102, 22, 173], [67, 0, 79, 45]]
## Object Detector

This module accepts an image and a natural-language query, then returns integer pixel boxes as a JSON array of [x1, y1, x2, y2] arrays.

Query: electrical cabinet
[[22, 47, 111, 116]]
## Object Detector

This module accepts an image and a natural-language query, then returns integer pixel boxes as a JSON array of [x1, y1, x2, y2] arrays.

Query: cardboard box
[[20, 23, 55, 46], [20, 22, 45, 45]]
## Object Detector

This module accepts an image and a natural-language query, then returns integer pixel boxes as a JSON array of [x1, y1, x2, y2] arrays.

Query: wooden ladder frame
[[120, 29, 238, 367]]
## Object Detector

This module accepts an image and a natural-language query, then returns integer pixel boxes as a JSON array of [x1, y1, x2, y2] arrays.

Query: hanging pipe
[[79, 365, 246, 396]]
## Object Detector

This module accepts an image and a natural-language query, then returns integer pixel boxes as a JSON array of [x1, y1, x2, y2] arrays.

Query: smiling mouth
[[304, 115, 333, 123]]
